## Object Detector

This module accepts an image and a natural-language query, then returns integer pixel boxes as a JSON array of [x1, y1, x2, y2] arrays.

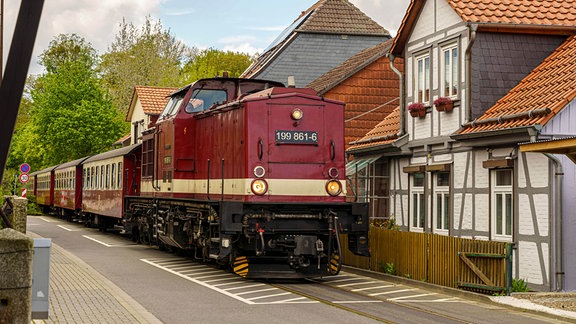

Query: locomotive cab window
[[185, 89, 227, 113], [160, 93, 185, 119]]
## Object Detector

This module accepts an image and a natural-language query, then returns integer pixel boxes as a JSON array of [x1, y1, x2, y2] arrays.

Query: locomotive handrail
[[152, 129, 161, 191]]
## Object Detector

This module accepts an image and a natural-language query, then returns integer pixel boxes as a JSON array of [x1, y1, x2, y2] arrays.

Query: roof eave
[[450, 125, 542, 145], [347, 133, 409, 155], [474, 23, 576, 36]]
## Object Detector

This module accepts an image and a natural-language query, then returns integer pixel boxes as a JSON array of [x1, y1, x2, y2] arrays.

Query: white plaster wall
[[518, 241, 549, 286], [474, 194, 489, 233], [130, 100, 146, 143]]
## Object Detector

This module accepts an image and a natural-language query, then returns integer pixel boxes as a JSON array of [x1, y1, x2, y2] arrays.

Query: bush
[[512, 278, 530, 292], [380, 262, 398, 275]]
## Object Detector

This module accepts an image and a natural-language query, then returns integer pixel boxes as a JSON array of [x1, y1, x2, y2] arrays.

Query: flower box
[[408, 102, 426, 118], [434, 97, 454, 112]]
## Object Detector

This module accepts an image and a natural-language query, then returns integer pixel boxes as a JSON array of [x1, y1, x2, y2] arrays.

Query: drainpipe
[[386, 53, 405, 136], [544, 153, 564, 291], [465, 24, 477, 123]]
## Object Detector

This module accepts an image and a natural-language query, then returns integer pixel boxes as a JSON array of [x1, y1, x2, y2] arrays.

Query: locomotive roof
[[83, 143, 142, 164], [170, 77, 285, 97]]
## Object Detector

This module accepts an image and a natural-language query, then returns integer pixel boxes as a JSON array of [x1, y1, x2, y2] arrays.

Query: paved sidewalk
[[28, 232, 162, 324]]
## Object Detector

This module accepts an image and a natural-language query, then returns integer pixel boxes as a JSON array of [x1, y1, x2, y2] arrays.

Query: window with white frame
[[491, 169, 513, 240], [441, 44, 458, 97], [415, 53, 430, 103], [411, 172, 425, 230], [434, 172, 450, 233]]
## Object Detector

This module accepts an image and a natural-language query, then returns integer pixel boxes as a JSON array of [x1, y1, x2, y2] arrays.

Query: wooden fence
[[341, 227, 513, 294]]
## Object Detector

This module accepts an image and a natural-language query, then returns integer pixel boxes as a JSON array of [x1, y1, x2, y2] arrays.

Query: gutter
[[461, 108, 551, 129], [543, 153, 564, 291], [465, 24, 477, 123], [386, 53, 405, 137]]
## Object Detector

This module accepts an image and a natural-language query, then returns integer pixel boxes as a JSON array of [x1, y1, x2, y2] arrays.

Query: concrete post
[[2, 196, 27, 233], [0, 228, 33, 323]]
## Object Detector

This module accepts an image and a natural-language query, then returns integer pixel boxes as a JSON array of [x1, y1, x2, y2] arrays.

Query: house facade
[[347, 0, 576, 292], [241, 0, 390, 87], [125, 86, 176, 145]]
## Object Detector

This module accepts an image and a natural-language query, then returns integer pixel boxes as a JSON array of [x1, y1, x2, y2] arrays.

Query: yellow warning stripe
[[233, 257, 249, 277]]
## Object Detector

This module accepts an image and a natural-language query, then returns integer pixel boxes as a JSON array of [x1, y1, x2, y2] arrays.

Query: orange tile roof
[[448, 0, 576, 27], [347, 107, 401, 151], [133, 86, 177, 115], [392, 0, 576, 56], [308, 39, 395, 95], [458, 35, 576, 135]]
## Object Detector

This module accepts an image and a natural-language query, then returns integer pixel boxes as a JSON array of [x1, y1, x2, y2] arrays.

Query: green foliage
[[18, 34, 126, 168], [99, 16, 186, 113], [371, 216, 400, 230], [181, 48, 254, 83], [379, 262, 398, 275], [512, 278, 530, 292], [26, 195, 43, 216]]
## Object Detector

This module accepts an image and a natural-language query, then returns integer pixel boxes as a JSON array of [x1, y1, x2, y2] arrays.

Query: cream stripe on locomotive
[[141, 178, 346, 197]]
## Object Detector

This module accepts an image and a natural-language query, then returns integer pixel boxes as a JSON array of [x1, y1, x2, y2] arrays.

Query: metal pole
[[0, 0, 45, 186], [1, 0, 4, 82]]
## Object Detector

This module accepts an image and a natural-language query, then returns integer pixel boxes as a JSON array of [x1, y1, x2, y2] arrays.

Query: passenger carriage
[[53, 157, 89, 220], [31, 166, 57, 213]]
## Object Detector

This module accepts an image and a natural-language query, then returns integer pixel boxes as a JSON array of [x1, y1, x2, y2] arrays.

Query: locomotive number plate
[[275, 130, 318, 144]]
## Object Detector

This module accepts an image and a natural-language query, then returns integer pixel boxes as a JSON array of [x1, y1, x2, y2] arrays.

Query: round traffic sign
[[19, 174, 29, 183], [20, 163, 31, 173]]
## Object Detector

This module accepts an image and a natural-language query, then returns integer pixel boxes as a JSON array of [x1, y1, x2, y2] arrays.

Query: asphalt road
[[27, 215, 568, 323]]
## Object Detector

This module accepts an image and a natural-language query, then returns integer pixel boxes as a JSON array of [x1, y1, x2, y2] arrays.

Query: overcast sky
[[2, 0, 410, 75]]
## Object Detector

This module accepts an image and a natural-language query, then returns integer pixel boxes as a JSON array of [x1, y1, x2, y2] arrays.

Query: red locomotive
[[32, 77, 370, 278]]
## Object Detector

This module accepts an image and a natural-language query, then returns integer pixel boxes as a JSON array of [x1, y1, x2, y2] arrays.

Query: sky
[[2, 0, 411, 75]]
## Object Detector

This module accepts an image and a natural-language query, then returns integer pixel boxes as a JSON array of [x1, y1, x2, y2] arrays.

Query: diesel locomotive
[[32, 77, 370, 278]]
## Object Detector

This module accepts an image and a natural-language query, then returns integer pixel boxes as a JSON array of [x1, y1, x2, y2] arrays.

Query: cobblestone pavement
[[29, 232, 161, 324]]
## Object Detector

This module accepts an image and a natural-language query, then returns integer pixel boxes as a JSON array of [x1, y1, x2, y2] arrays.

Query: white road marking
[[39, 216, 58, 222], [369, 288, 417, 296], [351, 285, 394, 292], [82, 235, 135, 247], [57, 225, 80, 231], [333, 300, 383, 304], [388, 293, 437, 301], [141, 258, 316, 305], [338, 281, 378, 287]]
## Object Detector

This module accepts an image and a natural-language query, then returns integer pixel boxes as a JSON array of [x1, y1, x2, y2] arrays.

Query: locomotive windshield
[[160, 92, 185, 119], [185, 89, 227, 113]]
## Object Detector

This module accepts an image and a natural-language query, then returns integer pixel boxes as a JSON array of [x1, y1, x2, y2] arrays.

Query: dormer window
[[415, 53, 430, 104], [441, 43, 459, 97]]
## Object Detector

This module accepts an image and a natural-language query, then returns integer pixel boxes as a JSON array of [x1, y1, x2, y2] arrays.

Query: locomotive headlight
[[328, 167, 339, 179], [326, 180, 342, 196], [251, 179, 268, 195], [291, 108, 303, 120]]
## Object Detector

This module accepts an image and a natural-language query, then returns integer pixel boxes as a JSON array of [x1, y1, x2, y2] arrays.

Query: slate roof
[[241, 0, 389, 79], [458, 34, 576, 135], [297, 0, 390, 35], [391, 0, 576, 55], [347, 107, 401, 152], [132, 86, 177, 115], [307, 39, 395, 95]]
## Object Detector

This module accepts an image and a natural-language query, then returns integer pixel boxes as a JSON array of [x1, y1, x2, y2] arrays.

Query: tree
[[24, 34, 126, 168], [181, 48, 254, 84], [99, 16, 186, 113]]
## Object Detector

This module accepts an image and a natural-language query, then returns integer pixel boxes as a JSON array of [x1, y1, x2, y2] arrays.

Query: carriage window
[[111, 163, 116, 189], [106, 164, 110, 189], [100, 165, 104, 189], [117, 162, 122, 189], [185, 89, 227, 113]]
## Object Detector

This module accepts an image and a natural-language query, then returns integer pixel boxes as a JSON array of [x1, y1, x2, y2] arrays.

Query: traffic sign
[[20, 163, 31, 173], [22, 188, 27, 198], [19, 174, 29, 183]]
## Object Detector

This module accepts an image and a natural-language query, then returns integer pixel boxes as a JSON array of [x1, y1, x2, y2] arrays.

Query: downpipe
[[544, 153, 564, 291]]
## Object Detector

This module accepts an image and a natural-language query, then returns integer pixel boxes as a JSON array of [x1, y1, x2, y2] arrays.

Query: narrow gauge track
[[269, 279, 471, 324]]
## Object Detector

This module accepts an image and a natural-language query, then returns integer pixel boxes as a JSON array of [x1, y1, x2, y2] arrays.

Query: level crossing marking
[[338, 281, 378, 287], [368, 288, 417, 296], [388, 293, 437, 301], [333, 300, 384, 304], [351, 285, 395, 292], [141, 258, 318, 305]]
